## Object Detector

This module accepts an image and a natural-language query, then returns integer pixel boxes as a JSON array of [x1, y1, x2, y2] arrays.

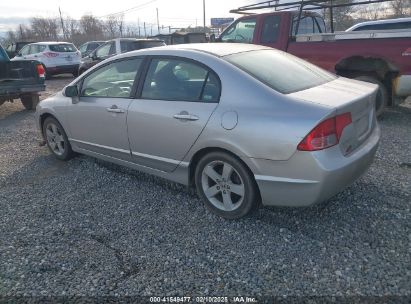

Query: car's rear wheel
[[195, 151, 258, 219], [355, 75, 388, 117], [42, 117, 74, 161], [21, 94, 40, 110]]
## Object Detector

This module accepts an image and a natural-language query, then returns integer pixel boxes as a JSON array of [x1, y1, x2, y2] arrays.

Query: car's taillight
[[44, 52, 59, 58], [36, 64, 45, 78], [297, 113, 352, 151], [402, 47, 411, 56]]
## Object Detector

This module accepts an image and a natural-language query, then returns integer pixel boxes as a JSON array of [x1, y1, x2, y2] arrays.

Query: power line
[[99, 0, 157, 18]]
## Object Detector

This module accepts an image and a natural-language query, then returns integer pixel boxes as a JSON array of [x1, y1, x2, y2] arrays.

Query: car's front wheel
[[195, 151, 259, 219], [42, 117, 74, 161]]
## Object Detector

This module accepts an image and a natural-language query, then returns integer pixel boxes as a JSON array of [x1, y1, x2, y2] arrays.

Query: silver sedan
[[36, 43, 380, 219]]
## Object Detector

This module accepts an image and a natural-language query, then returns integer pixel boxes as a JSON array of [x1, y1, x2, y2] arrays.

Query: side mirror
[[64, 85, 79, 98]]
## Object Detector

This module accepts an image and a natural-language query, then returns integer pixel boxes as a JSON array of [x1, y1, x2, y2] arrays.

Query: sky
[[0, 0, 259, 35]]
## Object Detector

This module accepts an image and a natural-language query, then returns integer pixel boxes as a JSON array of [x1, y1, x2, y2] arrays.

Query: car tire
[[21, 94, 40, 110], [42, 117, 75, 161], [195, 151, 259, 219], [355, 75, 388, 117]]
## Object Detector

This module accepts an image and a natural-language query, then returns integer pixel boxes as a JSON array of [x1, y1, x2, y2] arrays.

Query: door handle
[[106, 105, 125, 113], [173, 113, 199, 121]]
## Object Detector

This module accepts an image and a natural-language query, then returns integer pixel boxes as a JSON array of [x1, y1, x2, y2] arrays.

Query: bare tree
[[30, 17, 60, 41], [358, 3, 385, 20], [79, 15, 104, 40], [104, 14, 124, 39], [390, 0, 411, 17]]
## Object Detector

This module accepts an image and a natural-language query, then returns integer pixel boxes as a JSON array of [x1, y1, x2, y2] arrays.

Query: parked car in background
[[36, 43, 380, 219], [12, 42, 81, 79], [346, 17, 411, 32], [4, 41, 35, 58], [78, 41, 105, 58], [218, 3, 411, 116], [78, 38, 165, 74], [0, 44, 45, 110]]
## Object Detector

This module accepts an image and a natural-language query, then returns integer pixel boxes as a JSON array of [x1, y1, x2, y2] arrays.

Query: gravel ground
[[0, 76, 410, 301]]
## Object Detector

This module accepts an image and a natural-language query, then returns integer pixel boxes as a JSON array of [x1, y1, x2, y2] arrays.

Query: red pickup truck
[[217, 10, 411, 116]]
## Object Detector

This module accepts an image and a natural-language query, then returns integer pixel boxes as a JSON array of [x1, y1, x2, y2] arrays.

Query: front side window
[[81, 58, 142, 98], [29, 45, 39, 54], [261, 15, 281, 43], [220, 18, 257, 43], [225, 49, 336, 94], [96, 43, 112, 58], [141, 58, 220, 102]]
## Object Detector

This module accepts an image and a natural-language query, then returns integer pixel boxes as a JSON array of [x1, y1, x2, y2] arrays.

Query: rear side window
[[49, 44, 76, 52], [142, 58, 220, 102], [225, 49, 336, 94], [261, 15, 281, 43], [220, 18, 257, 43], [292, 16, 315, 35]]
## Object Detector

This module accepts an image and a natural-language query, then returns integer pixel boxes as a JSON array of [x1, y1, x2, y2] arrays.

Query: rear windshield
[[49, 44, 76, 52], [224, 49, 336, 94], [120, 40, 165, 53]]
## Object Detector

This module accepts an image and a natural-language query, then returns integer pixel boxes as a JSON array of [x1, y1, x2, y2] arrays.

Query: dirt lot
[[0, 76, 410, 300]]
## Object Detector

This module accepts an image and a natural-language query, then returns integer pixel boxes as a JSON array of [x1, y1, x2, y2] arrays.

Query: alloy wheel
[[45, 122, 65, 156], [201, 160, 245, 212]]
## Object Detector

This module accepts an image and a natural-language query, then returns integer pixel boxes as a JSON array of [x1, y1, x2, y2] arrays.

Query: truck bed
[[296, 29, 411, 42], [0, 61, 45, 98]]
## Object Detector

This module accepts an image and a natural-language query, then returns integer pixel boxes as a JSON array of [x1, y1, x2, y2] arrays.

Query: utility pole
[[203, 0, 206, 33], [59, 7, 65, 40], [150, 25, 153, 36], [138, 18, 141, 37], [156, 8, 160, 34], [144, 22, 147, 37]]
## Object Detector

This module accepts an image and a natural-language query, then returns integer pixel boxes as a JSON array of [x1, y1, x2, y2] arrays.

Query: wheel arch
[[335, 55, 399, 80], [335, 56, 399, 106], [188, 146, 261, 199]]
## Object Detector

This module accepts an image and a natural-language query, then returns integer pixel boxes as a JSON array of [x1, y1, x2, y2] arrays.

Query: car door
[[66, 57, 143, 160], [127, 57, 221, 172]]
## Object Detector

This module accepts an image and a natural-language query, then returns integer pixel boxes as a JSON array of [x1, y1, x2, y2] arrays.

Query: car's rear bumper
[[393, 74, 411, 97], [253, 124, 380, 207], [47, 64, 79, 75]]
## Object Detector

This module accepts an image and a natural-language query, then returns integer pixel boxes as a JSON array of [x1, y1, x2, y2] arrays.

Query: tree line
[[1, 0, 410, 46]]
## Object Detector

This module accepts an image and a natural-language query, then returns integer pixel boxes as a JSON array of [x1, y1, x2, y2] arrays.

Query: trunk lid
[[288, 77, 378, 155]]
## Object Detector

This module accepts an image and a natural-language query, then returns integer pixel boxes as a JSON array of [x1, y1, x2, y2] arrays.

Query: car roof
[[129, 43, 271, 57], [107, 38, 164, 42], [31, 41, 74, 45], [347, 17, 411, 31]]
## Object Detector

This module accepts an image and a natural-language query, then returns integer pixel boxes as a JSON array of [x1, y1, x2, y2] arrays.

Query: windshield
[[49, 44, 77, 52], [224, 49, 336, 94]]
